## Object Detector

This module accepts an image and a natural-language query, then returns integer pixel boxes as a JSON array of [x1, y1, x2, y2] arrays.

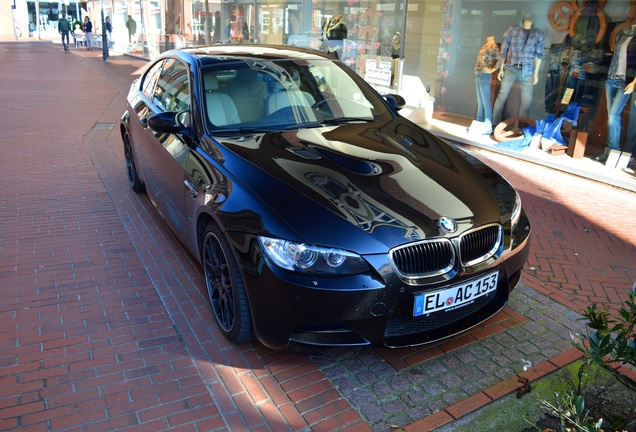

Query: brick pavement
[[0, 40, 635, 431]]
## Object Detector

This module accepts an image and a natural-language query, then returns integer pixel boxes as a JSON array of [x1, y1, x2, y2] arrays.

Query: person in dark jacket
[[126, 15, 136, 43], [58, 13, 71, 51], [105, 16, 113, 47], [83, 16, 93, 50]]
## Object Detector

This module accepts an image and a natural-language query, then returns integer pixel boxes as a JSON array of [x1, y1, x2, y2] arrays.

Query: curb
[[403, 347, 585, 431]]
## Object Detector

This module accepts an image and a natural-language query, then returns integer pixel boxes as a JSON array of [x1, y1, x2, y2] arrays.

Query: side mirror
[[147, 111, 190, 134], [384, 94, 406, 111]]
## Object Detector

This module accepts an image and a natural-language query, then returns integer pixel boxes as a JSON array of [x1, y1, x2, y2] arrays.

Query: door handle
[[184, 180, 199, 199]]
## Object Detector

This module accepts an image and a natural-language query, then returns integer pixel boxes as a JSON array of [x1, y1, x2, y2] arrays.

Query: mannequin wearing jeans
[[492, 18, 544, 126], [471, 36, 500, 134], [596, 24, 636, 163], [624, 99, 636, 170]]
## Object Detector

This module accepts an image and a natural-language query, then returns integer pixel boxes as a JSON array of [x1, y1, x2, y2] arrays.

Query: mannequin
[[492, 17, 545, 126], [626, 100, 636, 171], [322, 15, 347, 59], [391, 32, 401, 88], [470, 35, 501, 134], [596, 23, 636, 163]]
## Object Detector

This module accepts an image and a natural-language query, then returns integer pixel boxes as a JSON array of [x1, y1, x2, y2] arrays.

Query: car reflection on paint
[[119, 44, 531, 351]]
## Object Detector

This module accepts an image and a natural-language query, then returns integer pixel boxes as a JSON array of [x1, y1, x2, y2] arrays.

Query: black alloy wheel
[[202, 222, 253, 342], [124, 134, 145, 193]]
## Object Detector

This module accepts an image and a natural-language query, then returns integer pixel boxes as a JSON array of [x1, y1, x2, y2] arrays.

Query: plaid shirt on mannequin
[[500, 25, 544, 78]]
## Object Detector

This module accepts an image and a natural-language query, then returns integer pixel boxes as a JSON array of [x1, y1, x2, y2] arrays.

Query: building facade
[[6, 0, 636, 153]]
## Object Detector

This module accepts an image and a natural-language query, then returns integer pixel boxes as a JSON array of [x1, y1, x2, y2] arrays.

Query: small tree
[[538, 291, 636, 431], [568, 290, 636, 430], [574, 291, 636, 393]]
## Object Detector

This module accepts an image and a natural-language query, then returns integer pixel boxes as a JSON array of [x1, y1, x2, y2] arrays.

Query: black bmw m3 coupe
[[119, 45, 531, 351]]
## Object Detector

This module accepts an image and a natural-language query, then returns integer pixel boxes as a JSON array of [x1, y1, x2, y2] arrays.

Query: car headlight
[[257, 236, 369, 275]]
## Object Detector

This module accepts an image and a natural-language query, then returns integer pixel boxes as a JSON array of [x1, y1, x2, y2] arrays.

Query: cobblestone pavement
[[1, 40, 635, 431]]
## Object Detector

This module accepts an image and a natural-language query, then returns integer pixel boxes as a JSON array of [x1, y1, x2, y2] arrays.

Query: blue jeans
[[625, 97, 636, 155], [492, 67, 534, 125], [61, 31, 69, 48], [544, 69, 559, 112], [605, 78, 630, 151], [475, 73, 493, 128]]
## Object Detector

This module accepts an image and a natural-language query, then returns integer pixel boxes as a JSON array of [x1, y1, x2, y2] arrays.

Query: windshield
[[200, 58, 394, 131]]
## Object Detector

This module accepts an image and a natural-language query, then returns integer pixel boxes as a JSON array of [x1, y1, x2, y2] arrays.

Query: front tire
[[202, 222, 253, 343], [124, 134, 145, 193]]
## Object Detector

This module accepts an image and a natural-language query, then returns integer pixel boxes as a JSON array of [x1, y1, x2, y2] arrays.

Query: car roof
[[170, 44, 333, 66]]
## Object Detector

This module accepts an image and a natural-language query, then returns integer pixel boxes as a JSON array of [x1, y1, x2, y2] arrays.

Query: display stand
[[567, 130, 588, 159], [554, 103, 589, 159]]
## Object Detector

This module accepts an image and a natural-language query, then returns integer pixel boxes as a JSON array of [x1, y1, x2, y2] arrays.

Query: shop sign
[[364, 58, 392, 87]]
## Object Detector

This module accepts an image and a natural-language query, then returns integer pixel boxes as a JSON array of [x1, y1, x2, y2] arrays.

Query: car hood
[[213, 118, 508, 251]]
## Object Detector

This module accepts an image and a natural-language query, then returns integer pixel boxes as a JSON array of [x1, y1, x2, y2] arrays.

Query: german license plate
[[413, 271, 499, 316]]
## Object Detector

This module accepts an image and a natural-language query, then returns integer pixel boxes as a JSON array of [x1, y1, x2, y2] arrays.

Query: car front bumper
[[229, 214, 531, 351]]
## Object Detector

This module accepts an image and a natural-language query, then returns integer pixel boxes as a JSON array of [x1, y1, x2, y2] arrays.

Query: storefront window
[[75, 0, 405, 98], [403, 0, 636, 150], [277, 0, 406, 91], [257, 3, 286, 45], [66, 0, 635, 152]]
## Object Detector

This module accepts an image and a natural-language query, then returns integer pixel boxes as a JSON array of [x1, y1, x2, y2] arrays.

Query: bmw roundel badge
[[438, 217, 458, 234]]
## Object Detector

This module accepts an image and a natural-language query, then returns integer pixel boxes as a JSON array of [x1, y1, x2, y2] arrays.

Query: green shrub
[[574, 291, 636, 393], [560, 290, 636, 430], [542, 391, 604, 432]]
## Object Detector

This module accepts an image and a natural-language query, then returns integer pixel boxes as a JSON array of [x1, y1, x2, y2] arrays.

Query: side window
[[153, 59, 190, 112], [141, 60, 163, 99]]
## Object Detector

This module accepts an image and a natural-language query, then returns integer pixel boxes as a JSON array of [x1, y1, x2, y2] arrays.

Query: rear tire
[[202, 222, 253, 343], [124, 134, 145, 193]]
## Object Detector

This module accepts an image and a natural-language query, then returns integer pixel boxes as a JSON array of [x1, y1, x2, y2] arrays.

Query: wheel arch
[[119, 111, 130, 141], [196, 211, 216, 261]]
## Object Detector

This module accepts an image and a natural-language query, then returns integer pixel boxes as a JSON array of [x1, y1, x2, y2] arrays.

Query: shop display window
[[54, 0, 636, 150]]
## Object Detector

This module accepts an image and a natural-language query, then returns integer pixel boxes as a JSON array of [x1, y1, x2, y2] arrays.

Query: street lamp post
[[101, 0, 109, 61], [11, 0, 19, 41]]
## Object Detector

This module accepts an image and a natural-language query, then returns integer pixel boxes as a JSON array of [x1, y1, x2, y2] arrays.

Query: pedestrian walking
[[58, 13, 71, 51], [105, 16, 113, 47], [83, 16, 93, 50], [126, 15, 136, 43]]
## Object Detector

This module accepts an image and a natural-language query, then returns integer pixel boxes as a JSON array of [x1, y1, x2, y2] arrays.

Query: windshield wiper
[[213, 123, 320, 134], [321, 117, 375, 125]]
